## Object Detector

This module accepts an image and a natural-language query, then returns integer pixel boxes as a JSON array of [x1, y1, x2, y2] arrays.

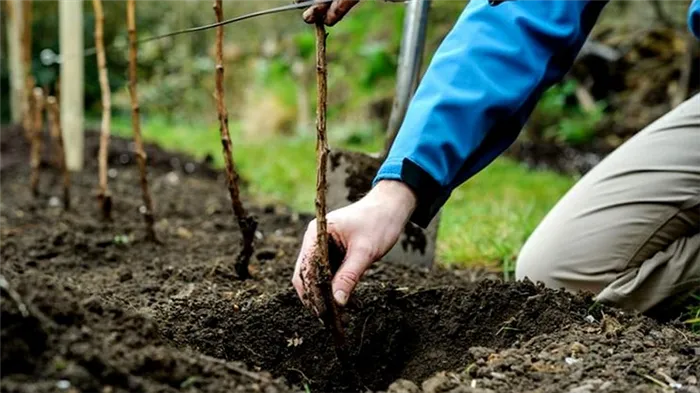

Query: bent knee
[[515, 233, 606, 295], [515, 240, 564, 289]]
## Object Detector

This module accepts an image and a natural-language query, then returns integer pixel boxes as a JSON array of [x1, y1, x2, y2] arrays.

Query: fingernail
[[334, 290, 348, 305]]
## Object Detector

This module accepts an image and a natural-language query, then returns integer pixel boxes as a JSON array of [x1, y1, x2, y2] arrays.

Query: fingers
[[302, 0, 331, 24], [294, 215, 374, 312], [331, 240, 373, 306], [325, 0, 360, 26], [301, 0, 359, 26], [292, 220, 317, 304]]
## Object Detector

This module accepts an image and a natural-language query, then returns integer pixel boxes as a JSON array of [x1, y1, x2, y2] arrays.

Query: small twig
[[0, 275, 29, 317], [198, 354, 270, 383], [93, 0, 112, 220], [213, 0, 258, 280], [30, 87, 44, 197], [287, 367, 314, 384], [0, 274, 56, 328], [495, 316, 520, 336], [46, 96, 71, 210], [495, 326, 521, 336], [642, 373, 671, 390], [673, 327, 690, 344], [241, 343, 263, 360], [656, 370, 681, 389], [358, 312, 374, 353], [127, 0, 157, 242]]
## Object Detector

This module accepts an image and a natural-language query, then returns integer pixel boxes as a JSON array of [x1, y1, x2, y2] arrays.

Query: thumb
[[302, 0, 331, 24], [331, 243, 373, 306]]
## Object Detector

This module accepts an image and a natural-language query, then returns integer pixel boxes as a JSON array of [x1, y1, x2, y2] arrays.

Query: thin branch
[[46, 96, 70, 210], [0, 275, 57, 329], [642, 374, 670, 389], [213, 0, 258, 279], [0, 275, 29, 317], [198, 354, 271, 383], [30, 87, 44, 197], [311, 21, 347, 357], [127, 0, 157, 242], [21, 1, 32, 138], [93, 0, 112, 220]]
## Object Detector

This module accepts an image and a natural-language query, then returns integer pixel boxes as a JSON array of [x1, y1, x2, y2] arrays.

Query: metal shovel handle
[[380, 0, 512, 160], [381, 0, 431, 160]]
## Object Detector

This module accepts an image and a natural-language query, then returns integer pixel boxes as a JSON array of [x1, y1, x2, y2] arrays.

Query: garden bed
[[1, 125, 698, 393]]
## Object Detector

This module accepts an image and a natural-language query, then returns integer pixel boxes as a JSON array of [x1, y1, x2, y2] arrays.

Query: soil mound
[[1, 274, 292, 393], [157, 280, 592, 392]]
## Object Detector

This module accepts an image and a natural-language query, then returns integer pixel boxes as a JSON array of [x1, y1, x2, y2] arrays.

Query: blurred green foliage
[[108, 115, 574, 267], [0, 0, 689, 145], [0, 0, 467, 132], [532, 79, 606, 146]]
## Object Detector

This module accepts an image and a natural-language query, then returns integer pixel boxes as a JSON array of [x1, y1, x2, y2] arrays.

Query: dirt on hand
[[1, 125, 698, 393]]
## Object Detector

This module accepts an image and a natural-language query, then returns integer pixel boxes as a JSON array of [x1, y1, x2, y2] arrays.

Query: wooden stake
[[59, 0, 85, 171], [213, 0, 258, 279], [6, 0, 27, 124], [30, 87, 44, 197], [310, 21, 346, 355], [46, 96, 70, 210], [127, 0, 157, 242], [93, 0, 112, 220]]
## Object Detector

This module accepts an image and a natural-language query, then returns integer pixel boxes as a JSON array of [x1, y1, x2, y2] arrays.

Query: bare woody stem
[[46, 96, 71, 210], [93, 0, 112, 220], [213, 0, 257, 279], [30, 87, 44, 197], [127, 0, 157, 242], [312, 22, 346, 354], [47, 96, 62, 169], [21, 1, 32, 138]]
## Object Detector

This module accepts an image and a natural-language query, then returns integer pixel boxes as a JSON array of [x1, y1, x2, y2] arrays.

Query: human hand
[[297, 0, 361, 26], [292, 180, 417, 314]]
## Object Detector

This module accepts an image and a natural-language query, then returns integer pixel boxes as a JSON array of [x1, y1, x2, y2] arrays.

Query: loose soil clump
[[1, 125, 698, 393]]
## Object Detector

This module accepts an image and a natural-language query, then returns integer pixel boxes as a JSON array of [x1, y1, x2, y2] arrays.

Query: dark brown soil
[[1, 125, 698, 393]]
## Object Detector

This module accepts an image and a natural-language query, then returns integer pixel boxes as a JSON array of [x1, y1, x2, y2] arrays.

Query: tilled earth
[[1, 125, 698, 393]]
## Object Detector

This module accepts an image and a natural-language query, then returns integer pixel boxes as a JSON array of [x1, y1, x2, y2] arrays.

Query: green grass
[[108, 115, 381, 211], [683, 294, 700, 333], [106, 115, 574, 267], [436, 160, 574, 268]]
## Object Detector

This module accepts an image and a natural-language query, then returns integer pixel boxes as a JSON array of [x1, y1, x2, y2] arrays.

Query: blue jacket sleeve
[[690, 0, 700, 38], [373, 0, 608, 228]]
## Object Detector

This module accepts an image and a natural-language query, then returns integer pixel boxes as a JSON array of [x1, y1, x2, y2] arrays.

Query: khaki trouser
[[515, 93, 700, 313]]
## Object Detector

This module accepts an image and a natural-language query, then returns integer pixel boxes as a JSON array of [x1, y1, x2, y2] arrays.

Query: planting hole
[[157, 280, 590, 392]]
